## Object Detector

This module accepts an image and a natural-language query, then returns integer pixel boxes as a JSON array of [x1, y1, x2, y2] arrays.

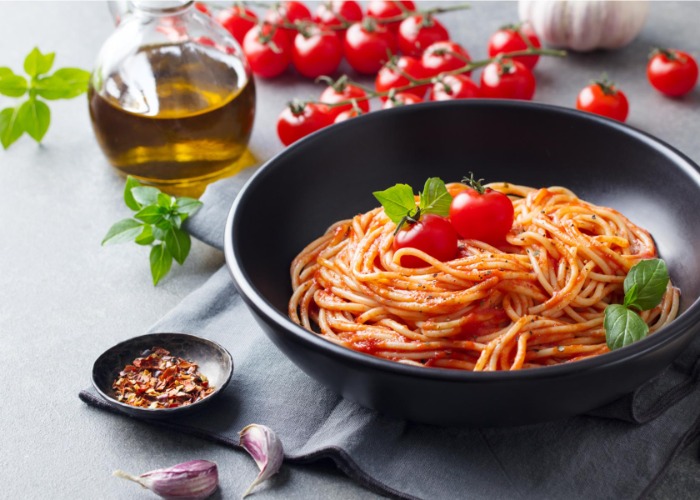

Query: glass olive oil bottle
[[89, 1, 255, 197]]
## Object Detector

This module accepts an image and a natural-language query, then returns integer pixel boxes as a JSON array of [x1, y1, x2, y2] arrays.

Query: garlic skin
[[239, 424, 284, 498], [113, 460, 218, 499], [519, 0, 649, 52]]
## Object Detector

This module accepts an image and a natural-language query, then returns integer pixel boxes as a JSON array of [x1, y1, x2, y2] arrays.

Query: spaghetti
[[289, 183, 680, 371]]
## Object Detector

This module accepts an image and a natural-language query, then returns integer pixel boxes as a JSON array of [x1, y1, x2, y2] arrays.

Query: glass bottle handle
[[107, 1, 131, 26]]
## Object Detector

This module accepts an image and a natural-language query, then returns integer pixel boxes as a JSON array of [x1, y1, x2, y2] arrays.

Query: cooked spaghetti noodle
[[289, 183, 680, 371]]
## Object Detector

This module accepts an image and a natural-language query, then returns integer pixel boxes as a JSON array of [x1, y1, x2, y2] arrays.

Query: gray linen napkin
[[81, 173, 700, 499]]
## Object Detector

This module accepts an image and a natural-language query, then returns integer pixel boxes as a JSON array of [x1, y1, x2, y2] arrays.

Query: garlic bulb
[[518, 0, 649, 52]]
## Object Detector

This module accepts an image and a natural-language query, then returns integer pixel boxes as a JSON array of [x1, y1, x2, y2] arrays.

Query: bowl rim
[[91, 332, 234, 415], [225, 99, 700, 383]]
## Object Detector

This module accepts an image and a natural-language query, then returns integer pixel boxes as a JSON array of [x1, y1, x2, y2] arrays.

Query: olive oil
[[89, 43, 255, 197]]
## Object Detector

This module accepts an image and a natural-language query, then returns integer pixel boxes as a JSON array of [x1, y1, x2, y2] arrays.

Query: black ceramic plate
[[92, 333, 233, 419], [224, 100, 700, 426]]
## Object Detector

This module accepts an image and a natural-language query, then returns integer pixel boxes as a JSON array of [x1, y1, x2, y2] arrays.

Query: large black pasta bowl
[[225, 100, 700, 426]]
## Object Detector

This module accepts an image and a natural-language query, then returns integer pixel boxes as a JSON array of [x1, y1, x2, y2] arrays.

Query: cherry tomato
[[421, 41, 471, 77], [367, 0, 416, 32], [397, 15, 449, 57], [480, 58, 535, 100], [449, 181, 514, 245], [430, 74, 480, 101], [344, 20, 398, 75], [393, 214, 458, 268], [277, 103, 333, 146], [647, 49, 699, 97], [216, 6, 258, 45], [313, 1, 363, 33], [375, 56, 430, 100], [576, 79, 629, 122], [265, 1, 313, 42], [319, 79, 370, 119], [243, 24, 292, 78], [292, 27, 343, 79], [487, 25, 541, 70], [334, 108, 363, 123], [194, 2, 210, 15], [382, 92, 423, 108]]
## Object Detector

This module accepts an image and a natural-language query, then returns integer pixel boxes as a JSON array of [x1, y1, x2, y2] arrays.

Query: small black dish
[[92, 333, 233, 419]]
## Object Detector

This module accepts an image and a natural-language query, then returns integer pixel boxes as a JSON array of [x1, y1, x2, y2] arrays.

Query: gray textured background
[[1, 1, 698, 498]]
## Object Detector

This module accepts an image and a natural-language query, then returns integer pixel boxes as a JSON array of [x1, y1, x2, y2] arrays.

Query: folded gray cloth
[[81, 173, 700, 500]]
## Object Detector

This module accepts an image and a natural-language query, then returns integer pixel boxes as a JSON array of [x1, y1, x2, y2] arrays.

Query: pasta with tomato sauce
[[289, 183, 680, 371]]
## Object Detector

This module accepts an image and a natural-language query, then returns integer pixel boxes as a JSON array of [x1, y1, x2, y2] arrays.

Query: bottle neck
[[128, 0, 193, 16]]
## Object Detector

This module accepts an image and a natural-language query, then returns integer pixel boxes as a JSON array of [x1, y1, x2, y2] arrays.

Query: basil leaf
[[131, 186, 160, 207], [152, 225, 167, 241], [150, 244, 173, 285], [34, 68, 90, 100], [101, 219, 143, 245], [24, 47, 55, 77], [18, 98, 50, 142], [157, 192, 173, 208], [165, 226, 191, 265], [0, 67, 12, 78], [135, 224, 155, 246], [0, 74, 28, 98], [419, 177, 452, 217], [135, 205, 165, 225], [624, 259, 669, 311], [175, 196, 203, 216], [623, 283, 639, 309], [604, 304, 649, 350], [124, 176, 143, 211], [373, 183, 417, 224], [0, 106, 25, 149]]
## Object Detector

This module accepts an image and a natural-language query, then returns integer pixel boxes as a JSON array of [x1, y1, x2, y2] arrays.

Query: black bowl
[[92, 333, 233, 419], [224, 100, 700, 426]]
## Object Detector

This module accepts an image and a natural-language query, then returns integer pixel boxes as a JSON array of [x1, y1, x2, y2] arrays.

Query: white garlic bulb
[[518, 0, 649, 52]]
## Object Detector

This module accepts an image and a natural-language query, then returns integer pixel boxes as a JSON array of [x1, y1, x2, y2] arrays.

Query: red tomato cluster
[[257, 4, 544, 145]]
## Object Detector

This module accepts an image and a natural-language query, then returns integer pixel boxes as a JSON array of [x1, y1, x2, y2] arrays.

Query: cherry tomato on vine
[[216, 6, 257, 45], [277, 102, 333, 146], [487, 25, 541, 70], [265, 1, 313, 42], [319, 78, 370, 119], [576, 78, 629, 122], [382, 92, 423, 108], [344, 19, 398, 75], [375, 56, 430, 100], [393, 214, 458, 268], [243, 24, 292, 78], [313, 1, 363, 33], [480, 58, 535, 100], [449, 176, 514, 246], [421, 41, 471, 77], [429, 74, 480, 101], [397, 15, 449, 58], [334, 108, 363, 123], [647, 48, 698, 97], [367, 0, 416, 32], [292, 27, 343, 79]]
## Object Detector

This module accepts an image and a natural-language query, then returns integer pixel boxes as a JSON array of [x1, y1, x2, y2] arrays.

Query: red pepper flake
[[112, 347, 215, 409]]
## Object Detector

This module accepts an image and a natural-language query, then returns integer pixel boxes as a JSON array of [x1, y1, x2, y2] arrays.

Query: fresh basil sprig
[[373, 177, 452, 231], [604, 258, 670, 350], [0, 47, 89, 149], [102, 177, 203, 285]]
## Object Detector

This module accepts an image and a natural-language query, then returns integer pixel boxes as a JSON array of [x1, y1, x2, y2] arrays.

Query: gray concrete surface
[[1, 1, 698, 499]]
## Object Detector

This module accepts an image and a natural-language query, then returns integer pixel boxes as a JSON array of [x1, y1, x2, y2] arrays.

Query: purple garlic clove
[[239, 424, 284, 498], [113, 460, 218, 499]]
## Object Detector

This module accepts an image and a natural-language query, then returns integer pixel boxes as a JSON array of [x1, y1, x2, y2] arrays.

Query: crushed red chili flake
[[112, 347, 215, 409]]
